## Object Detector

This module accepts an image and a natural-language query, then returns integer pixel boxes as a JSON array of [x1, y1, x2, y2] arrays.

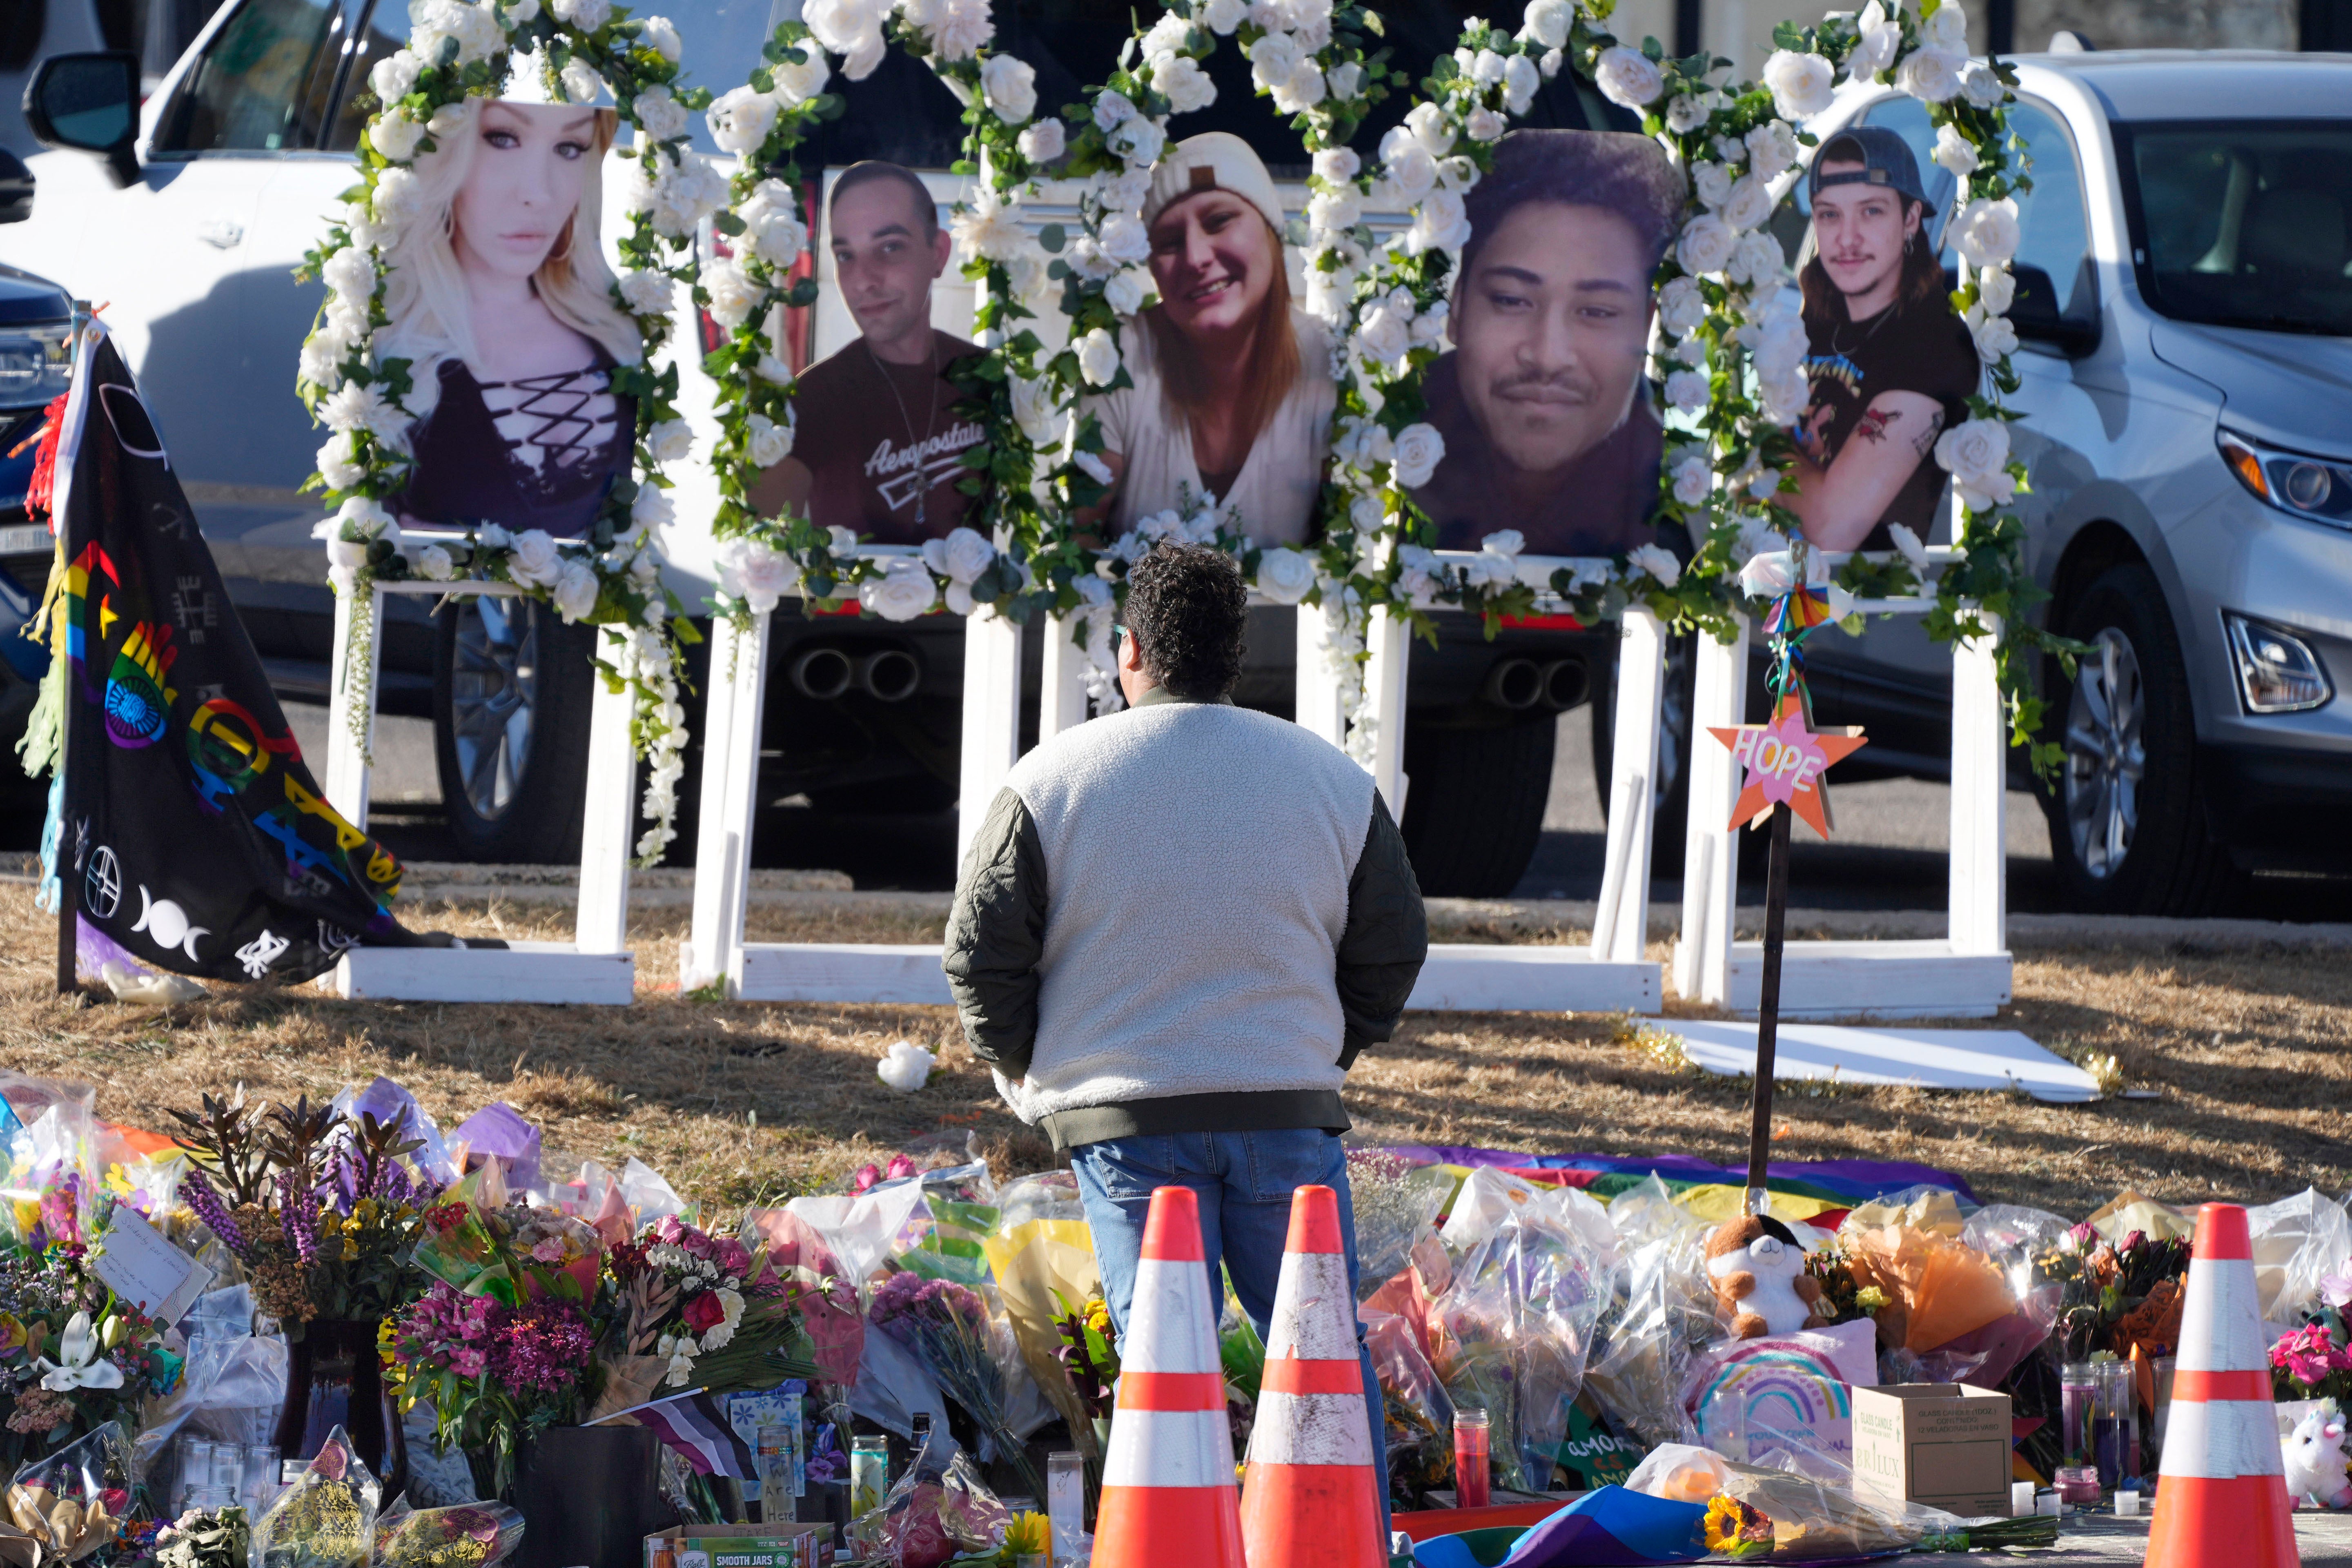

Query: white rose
[[923, 526, 996, 584], [1887, 522, 1933, 572], [1390, 422, 1444, 489], [1934, 415, 2011, 483], [1594, 46, 1663, 109], [618, 269, 674, 316], [1306, 186, 1361, 234], [1931, 122, 1980, 177], [552, 0, 609, 27], [1465, 106, 1505, 143], [1203, 0, 1246, 32], [1405, 100, 1453, 156], [1271, 59, 1328, 115], [1500, 53, 1539, 116], [1720, 174, 1773, 232], [1354, 302, 1412, 366], [704, 85, 777, 154], [1745, 120, 1799, 179], [1728, 229, 1785, 287], [1664, 368, 1711, 412], [552, 559, 602, 621], [1923, 0, 1969, 49], [1470, 47, 1508, 87], [756, 352, 794, 384], [633, 486, 676, 530], [1017, 118, 1065, 163], [1009, 375, 1059, 444], [826, 525, 860, 555], [746, 411, 794, 467], [1671, 453, 1713, 506], [639, 14, 682, 62], [1092, 88, 1136, 131], [702, 258, 764, 330], [560, 59, 607, 105], [508, 529, 564, 588], [1070, 450, 1114, 488], [1762, 50, 1835, 120], [804, 0, 883, 77], [1960, 60, 2005, 109], [1378, 134, 1439, 203], [1408, 190, 1471, 256], [315, 430, 365, 491], [647, 419, 693, 463], [1665, 94, 1711, 135], [1900, 48, 1965, 103], [1076, 327, 1121, 388], [1977, 264, 2016, 316], [927, 0, 991, 61], [1255, 547, 1316, 606], [1965, 303, 2018, 363], [1248, 32, 1302, 93], [371, 165, 423, 227], [479, 524, 512, 550], [1691, 160, 1733, 211], [369, 51, 421, 103], [1098, 213, 1150, 265], [1628, 542, 1682, 588], [322, 247, 374, 313], [717, 537, 800, 614], [1848, 2, 1899, 77], [369, 107, 425, 163], [980, 53, 1037, 124], [1153, 53, 1216, 115], [1520, 0, 1572, 49], [860, 559, 938, 621], [1951, 196, 2021, 268], [1328, 60, 1365, 100], [1106, 113, 1165, 168], [1313, 147, 1360, 187], [1677, 212, 1737, 275], [1005, 248, 1048, 302], [745, 207, 808, 268], [1481, 529, 1524, 557], [1657, 276, 1706, 338], [1103, 267, 1151, 316], [951, 191, 1026, 263], [415, 544, 456, 581], [1738, 548, 1798, 599]]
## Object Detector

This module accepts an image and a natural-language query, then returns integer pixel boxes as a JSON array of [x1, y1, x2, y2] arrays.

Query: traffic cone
[[2145, 1203, 2299, 1568], [1241, 1185, 1386, 1568], [1092, 1185, 1245, 1568]]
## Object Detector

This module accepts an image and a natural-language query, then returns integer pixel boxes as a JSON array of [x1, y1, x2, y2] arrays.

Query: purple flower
[[488, 1300, 594, 1394], [276, 1169, 321, 1266], [178, 1174, 249, 1258]]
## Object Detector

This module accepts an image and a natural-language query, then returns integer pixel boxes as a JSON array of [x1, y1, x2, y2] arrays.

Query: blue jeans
[[1069, 1127, 1391, 1545]]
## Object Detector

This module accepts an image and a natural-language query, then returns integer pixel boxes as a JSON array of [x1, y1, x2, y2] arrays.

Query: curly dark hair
[[1123, 542, 1247, 701], [1460, 129, 1686, 281]]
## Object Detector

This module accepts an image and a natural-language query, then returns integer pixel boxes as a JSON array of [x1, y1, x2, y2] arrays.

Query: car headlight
[[0, 324, 72, 406], [2217, 428, 2352, 530], [2223, 611, 2332, 715]]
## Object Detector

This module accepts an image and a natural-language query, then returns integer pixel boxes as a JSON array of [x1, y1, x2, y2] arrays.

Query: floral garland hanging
[[297, 0, 719, 863]]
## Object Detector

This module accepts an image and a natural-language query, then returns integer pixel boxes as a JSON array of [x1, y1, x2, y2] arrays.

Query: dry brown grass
[[4, 882, 2348, 1218]]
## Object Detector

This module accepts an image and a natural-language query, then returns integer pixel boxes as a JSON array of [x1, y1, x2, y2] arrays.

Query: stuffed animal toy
[[1704, 1214, 1827, 1339], [2285, 1404, 2352, 1509]]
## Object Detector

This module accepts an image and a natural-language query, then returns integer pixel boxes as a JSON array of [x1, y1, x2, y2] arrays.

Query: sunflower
[[998, 1510, 1049, 1560], [1702, 1495, 1774, 1559]]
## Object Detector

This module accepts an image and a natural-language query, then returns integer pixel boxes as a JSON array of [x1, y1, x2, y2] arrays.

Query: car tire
[[432, 595, 597, 864], [1590, 628, 1698, 878], [1399, 717, 1554, 897], [2040, 562, 2244, 916]]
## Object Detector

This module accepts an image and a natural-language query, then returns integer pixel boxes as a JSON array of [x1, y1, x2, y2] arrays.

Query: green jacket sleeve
[[1335, 790, 1428, 1069], [942, 785, 1048, 1080]]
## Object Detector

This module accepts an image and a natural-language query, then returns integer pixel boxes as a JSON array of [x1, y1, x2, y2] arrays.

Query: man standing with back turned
[[944, 543, 1428, 1539]]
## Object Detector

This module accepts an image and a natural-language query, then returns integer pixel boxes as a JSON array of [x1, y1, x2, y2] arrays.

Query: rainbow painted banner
[[1379, 1146, 1977, 1230]]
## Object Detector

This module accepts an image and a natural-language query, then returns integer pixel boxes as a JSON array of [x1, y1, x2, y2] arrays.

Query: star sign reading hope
[[1709, 693, 1868, 839]]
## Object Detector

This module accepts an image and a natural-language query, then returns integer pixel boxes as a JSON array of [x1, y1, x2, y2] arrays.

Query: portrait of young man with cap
[[1407, 129, 1686, 558], [1080, 131, 1338, 545], [749, 160, 986, 543], [1786, 126, 1981, 551]]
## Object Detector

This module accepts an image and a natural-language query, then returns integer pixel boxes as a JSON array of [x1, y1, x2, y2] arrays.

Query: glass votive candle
[[2115, 1487, 2143, 1517], [1452, 1408, 1491, 1510], [2010, 1480, 2036, 1517]]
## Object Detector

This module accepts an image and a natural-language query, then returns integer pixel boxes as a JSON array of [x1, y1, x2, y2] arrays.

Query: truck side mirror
[[23, 51, 141, 189], [0, 149, 31, 223], [2008, 261, 2101, 357]]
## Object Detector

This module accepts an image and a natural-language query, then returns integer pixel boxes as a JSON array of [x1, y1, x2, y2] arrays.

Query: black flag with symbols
[[53, 325, 420, 984]]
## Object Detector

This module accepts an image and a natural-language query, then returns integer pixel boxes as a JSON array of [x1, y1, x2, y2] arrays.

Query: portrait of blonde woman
[[1082, 131, 1336, 546], [380, 95, 640, 539]]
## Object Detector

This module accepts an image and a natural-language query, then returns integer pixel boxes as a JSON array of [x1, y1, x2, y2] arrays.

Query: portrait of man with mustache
[[1408, 129, 1686, 557]]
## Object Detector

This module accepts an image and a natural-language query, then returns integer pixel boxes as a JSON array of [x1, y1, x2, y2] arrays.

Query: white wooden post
[[683, 609, 770, 991], [957, 608, 1025, 864], [573, 626, 640, 956], [1676, 612, 1749, 1003], [322, 578, 381, 829], [1590, 607, 1664, 963], [1359, 604, 1410, 814], [1294, 602, 1346, 749], [1037, 611, 1091, 742], [1948, 611, 2007, 956]]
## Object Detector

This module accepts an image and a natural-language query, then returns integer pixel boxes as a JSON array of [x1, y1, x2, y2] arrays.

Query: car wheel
[[1399, 717, 1554, 897], [1591, 628, 1697, 878], [432, 595, 596, 864], [2040, 562, 2243, 915]]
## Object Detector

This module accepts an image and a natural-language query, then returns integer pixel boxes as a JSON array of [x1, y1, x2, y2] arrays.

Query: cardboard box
[[1851, 1383, 2014, 1518], [643, 1523, 824, 1568]]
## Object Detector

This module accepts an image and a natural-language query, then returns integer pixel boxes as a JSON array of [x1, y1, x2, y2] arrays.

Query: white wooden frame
[[1672, 544, 2012, 1020], [321, 577, 637, 1003]]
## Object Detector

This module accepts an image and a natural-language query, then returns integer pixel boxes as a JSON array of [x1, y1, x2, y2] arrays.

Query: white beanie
[[1141, 131, 1287, 238]]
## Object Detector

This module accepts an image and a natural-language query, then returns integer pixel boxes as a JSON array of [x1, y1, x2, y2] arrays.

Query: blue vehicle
[[0, 147, 72, 812]]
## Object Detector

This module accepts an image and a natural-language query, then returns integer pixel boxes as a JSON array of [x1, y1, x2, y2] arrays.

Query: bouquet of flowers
[[2273, 1316, 2352, 1404], [372, 1501, 525, 1568], [252, 1428, 379, 1568], [6, 1421, 133, 1561], [869, 1272, 1042, 1502], [383, 1283, 597, 1501], [598, 1217, 817, 1409], [1051, 1291, 1117, 1454], [0, 1244, 182, 1472], [172, 1094, 441, 1330], [150, 1506, 250, 1568], [413, 1182, 603, 1310]]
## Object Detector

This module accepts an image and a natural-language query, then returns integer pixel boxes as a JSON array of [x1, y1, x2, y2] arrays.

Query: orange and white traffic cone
[[2145, 1202, 2299, 1568], [1092, 1185, 1245, 1568], [1241, 1184, 1386, 1568]]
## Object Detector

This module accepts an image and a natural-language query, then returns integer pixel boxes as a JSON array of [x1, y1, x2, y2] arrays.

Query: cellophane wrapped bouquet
[[371, 1499, 525, 1568], [252, 1427, 380, 1568], [6, 1421, 133, 1561], [868, 1272, 1043, 1501]]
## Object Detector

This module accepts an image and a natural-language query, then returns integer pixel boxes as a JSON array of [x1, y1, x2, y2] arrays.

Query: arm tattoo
[[1854, 408, 1898, 444], [1910, 408, 1946, 459]]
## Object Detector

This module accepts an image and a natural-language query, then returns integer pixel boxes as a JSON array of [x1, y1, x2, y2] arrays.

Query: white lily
[[38, 1312, 124, 1392]]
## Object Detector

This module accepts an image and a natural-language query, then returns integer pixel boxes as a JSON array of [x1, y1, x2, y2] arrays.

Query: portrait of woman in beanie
[[1081, 131, 1338, 546], [378, 93, 638, 539], [1408, 129, 1685, 559], [1786, 126, 1980, 551]]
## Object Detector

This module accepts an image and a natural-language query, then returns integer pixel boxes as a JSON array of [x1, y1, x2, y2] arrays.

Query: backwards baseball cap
[[1807, 125, 1928, 207], [1142, 131, 1287, 238]]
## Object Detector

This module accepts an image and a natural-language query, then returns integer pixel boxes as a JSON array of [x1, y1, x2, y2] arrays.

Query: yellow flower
[[1000, 1511, 1048, 1555], [1703, 1496, 1772, 1558]]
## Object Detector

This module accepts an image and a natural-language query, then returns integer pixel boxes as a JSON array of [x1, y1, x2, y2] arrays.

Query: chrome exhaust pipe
[[859, 648, 921, 703], [789, 646, 853, 700], [1482, 656, 1543, 710]]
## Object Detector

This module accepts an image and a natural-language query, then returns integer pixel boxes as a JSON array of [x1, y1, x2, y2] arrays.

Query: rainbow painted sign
[[1682, 1319, 1878, 1466]]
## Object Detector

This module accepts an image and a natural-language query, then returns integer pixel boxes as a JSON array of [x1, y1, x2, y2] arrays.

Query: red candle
[[1453, 1408, 1491, 1510]]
